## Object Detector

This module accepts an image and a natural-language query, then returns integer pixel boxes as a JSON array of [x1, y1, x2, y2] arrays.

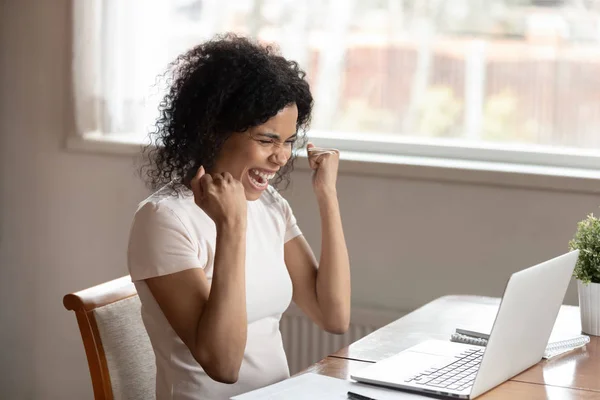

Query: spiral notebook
[[451, 329, 590, 359]]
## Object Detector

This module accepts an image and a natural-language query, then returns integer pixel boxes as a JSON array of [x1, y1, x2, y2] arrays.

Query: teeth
[[251, 169, 275, 180]]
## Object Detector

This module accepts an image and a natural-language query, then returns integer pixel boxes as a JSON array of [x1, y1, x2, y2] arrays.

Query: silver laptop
[[350, 250, 579, 399]]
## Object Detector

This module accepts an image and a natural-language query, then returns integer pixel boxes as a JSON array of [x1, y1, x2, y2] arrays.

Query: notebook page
[[231, 373, 426, 399]]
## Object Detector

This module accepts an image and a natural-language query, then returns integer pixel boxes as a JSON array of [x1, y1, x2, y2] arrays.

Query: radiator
[[280, 304, 403, 375]]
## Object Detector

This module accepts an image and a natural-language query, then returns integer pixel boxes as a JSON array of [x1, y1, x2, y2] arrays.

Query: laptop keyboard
[[404, 348, 484, 391]]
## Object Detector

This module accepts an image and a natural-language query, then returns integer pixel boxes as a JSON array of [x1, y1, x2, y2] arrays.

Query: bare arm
[[284, 191, 351, 334], [284, 145, 351, 334], [146, 221, 246, 383], [315, 189, 351, 331]]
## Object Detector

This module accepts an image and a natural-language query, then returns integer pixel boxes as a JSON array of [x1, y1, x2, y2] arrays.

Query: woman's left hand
[[307, 142, 340, 196]]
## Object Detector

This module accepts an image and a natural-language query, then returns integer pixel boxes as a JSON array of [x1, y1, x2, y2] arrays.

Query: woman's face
[[212, 104, 299, 201]]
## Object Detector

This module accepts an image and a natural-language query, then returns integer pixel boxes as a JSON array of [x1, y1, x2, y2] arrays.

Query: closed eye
[[254, 133, 297, 146], [285, 134, 298, 144]]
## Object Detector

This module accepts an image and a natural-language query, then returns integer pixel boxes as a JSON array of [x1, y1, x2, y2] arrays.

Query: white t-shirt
[[127, 183, 302, 400]]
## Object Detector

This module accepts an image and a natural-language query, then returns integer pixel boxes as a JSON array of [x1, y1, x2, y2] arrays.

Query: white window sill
[[65, 134, 600, 195]]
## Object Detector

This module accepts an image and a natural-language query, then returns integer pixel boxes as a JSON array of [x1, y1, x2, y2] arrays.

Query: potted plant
[[569, 213, 600, 336]]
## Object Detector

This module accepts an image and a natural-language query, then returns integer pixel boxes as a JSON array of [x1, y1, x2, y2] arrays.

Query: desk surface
[[302, 357, 600, 400], [307, 295, 600, 398]]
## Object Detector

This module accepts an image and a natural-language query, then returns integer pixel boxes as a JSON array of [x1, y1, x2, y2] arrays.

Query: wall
[[1, 2, 147, 398], [1, 1, 598, 399]]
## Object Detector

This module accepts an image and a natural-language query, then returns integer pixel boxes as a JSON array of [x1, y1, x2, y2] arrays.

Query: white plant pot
[[578, 280, 600, 336]]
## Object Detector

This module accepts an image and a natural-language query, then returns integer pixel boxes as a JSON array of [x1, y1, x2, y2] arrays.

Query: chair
[[63, 275, 156, 400]]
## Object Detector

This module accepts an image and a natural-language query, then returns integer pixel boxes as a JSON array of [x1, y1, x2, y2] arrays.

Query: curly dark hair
[[140, 33, 313, 194]]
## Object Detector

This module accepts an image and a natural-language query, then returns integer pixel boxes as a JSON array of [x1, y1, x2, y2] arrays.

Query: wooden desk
[[305, 295, 599, 399]]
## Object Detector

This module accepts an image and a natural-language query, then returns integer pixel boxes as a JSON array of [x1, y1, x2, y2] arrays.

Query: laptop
[[350, 250, 580, 399]]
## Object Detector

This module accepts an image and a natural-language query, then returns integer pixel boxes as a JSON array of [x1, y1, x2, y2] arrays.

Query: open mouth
[[248, 168, 276, 190]]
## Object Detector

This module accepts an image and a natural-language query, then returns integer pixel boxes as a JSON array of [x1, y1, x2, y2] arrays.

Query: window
[[72, 0, 600, 170]]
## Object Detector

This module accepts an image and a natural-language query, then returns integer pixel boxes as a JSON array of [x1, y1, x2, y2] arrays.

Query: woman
[[128, 34, 351, 400]]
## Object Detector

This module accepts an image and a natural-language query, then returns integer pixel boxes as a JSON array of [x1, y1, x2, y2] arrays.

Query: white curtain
[[72, 0, 173, 139]]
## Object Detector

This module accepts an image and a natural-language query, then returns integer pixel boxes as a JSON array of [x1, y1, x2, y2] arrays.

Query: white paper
[[231, 373, 430, 400]]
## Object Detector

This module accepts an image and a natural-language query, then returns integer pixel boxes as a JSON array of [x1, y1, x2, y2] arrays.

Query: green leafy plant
[[569, 213, 600, 284]]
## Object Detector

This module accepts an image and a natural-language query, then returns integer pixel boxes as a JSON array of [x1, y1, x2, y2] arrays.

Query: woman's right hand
[[191, 166, 247, 228]]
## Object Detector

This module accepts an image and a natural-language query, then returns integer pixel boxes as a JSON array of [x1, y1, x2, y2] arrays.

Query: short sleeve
[[127, 201, 204, 281], [278, 195, 302, 243], [283, 202, 302, 242]]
